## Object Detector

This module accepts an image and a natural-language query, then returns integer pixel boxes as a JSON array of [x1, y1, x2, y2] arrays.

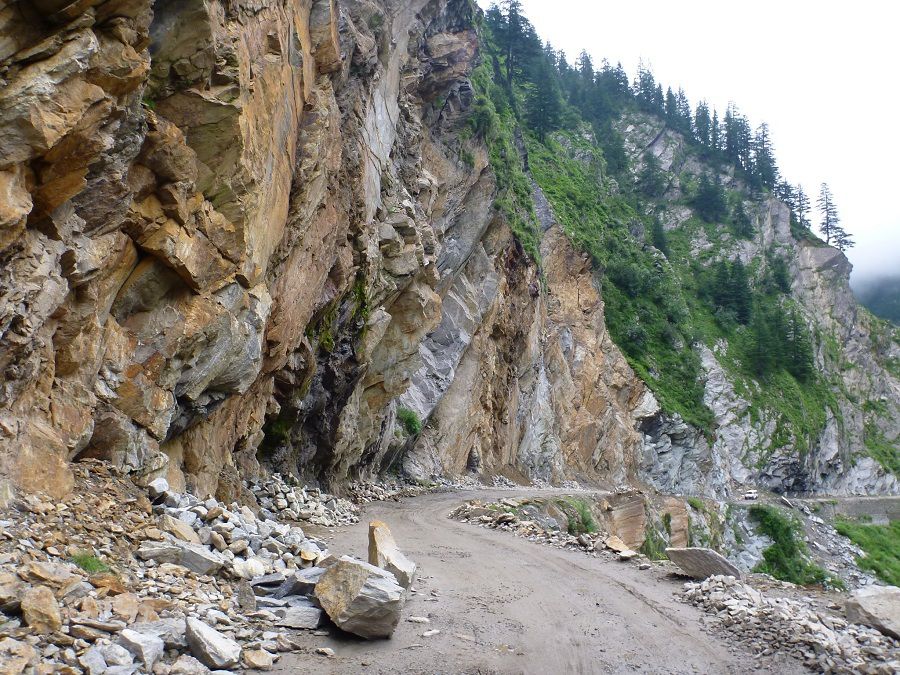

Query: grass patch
[[71, 553, 110, 574], [834, 518, 900, 586], [748, 505, 832, 587], [397, 407, 422, 436], [555, 498, 597, 535], [686, 497, 706, 512], [469, 56, 542, 264], [863, 423, 899, 477]]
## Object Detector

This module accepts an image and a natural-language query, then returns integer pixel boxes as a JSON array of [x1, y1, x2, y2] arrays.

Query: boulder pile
[[683, 575, 900, 674], [450, 499, 640, 560], [250, 473, 359, 527], [0, 461, 415, 673]]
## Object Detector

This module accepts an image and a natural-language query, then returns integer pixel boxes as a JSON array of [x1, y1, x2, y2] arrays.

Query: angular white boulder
[[665, 547, 742, 580], [118, 628, 165, 669], [368, 520, 417, 590], [136, 541, 225, 575], [845, 585, 900, 639], [185, 617, 241, 669], [313, 556, 404, 639]]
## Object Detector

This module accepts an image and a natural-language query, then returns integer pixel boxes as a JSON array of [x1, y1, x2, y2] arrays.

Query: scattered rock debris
[[683, 575, 900, 674], [0, 461, 417, 673]]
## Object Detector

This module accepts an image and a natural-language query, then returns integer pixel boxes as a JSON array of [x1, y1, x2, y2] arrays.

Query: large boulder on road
[[845, 585, 900, 639], [314, 556, 404, 639], [665, 547, 742, 580], [368, 520, 417, 590]]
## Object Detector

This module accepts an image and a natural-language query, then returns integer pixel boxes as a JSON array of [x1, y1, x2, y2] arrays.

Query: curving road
[[273, 490, 802, 674]]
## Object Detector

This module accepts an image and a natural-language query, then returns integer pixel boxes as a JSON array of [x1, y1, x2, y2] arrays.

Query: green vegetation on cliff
[[477, 2, 846, 451], [835, 518, 900, 586], [749, 505, 834, 587]]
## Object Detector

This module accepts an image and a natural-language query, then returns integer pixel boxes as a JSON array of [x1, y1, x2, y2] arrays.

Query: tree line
[[484, 1, 854, 252]]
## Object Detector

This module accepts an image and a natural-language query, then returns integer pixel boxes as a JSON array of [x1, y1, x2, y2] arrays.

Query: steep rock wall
[[0, 0, 487, 501]]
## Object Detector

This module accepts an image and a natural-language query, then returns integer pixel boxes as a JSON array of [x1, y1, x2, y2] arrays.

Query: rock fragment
[[21, 585, 62, 634], [119, 628, 165, 669], [368, 520, 417, 590], [185, 617, 242, 669], [845, 585, 900, 639]]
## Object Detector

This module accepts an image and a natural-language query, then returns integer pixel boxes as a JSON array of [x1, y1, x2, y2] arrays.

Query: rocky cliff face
[[1, 0, 895, 505], [0, 0, 475, 502], [621, 117, 900, 497]]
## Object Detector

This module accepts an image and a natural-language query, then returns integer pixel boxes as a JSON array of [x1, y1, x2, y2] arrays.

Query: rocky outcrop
[[0, 0, 490, 499]]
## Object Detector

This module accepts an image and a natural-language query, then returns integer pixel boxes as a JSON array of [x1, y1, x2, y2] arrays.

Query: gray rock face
[[666, 547, 743, 580], [185, 617, 241, 669], [845, 585, 900, 639], [313, 557, 404, 639]]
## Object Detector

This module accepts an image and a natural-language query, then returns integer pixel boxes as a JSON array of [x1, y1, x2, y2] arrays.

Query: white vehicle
[[742, 489, 759, 501]]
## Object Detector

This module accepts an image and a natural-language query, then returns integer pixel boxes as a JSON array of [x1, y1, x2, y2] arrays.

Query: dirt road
[[274, 490, 800, 674]]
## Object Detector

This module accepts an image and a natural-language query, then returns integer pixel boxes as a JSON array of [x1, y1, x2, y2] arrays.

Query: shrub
[[749, 505, 832, 586], [397, 407, 422, 436], [686, 497, 705, 512]]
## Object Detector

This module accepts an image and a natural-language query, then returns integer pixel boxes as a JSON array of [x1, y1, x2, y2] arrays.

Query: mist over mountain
[[854, 275, 900, 325]]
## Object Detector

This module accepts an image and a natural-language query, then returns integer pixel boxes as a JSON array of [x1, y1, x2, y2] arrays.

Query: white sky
[[477, 0, 899, 283]]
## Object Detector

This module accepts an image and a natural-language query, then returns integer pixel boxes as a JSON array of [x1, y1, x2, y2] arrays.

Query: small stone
[[407, 616, 430, 624], [243, 649, 275, 670], [169, 654, 211, 674], [99, 642, 133, 667], [160, 514, 201, 544], [147, 478, 170, 500], [274, 604, 322, 629], [315, 647, 335, 657], [422, 629, 440, 637], [78, 646, 108, 674]]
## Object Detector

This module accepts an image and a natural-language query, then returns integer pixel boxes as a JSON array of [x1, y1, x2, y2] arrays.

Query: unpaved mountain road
[[274, 490, 801, 675]]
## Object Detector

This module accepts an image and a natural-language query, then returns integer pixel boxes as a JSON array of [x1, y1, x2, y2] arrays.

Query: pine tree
[[785, 308, 814, 381], [711, 109, 721, 152], [730, 260, 752, 324], [637, 152, 666, 198], [731, 200, 754, 239], [694, 100, 711, 147], [817, 183, 840, 244], [833, 228, 855, 252], [693, 172, 728, 222], [525, 59, 561, 140], [752, 123, 779, 189], [794, 185, 810, 230]]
